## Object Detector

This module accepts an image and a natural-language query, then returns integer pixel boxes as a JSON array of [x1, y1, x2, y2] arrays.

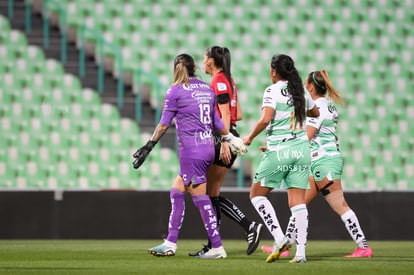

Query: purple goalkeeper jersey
[[160, 77, 225, 153]]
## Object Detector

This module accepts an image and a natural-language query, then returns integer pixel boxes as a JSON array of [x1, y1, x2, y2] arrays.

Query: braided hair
[[271, 54, 306, 129]]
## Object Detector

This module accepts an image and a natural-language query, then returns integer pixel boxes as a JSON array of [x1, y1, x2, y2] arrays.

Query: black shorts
[[213, 127, 239, 169]]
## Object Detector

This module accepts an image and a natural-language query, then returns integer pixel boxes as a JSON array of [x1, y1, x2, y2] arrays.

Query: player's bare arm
[[244, 107, 275, 145], [307, 105, 319, 117], [151, 123, 169, 142]]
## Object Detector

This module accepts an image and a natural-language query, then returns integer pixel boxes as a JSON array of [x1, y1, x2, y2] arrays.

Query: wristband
[[146, 140, 158, 149], [220, 133, 231, 142]]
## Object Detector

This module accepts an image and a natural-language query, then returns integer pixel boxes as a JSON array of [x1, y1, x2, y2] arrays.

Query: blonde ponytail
[[173, 63, 190, 85], [319, 70, 345, 106]]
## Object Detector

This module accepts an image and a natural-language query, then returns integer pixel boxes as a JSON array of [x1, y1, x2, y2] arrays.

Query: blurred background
[[1, 0, 413, 191]]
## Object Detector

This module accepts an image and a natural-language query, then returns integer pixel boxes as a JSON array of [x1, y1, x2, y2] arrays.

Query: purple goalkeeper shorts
[[178, 146, 215, 185]]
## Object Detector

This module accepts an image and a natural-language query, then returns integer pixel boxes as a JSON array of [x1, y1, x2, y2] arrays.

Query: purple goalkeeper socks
[[166, 188, 185, 243], [192, 194, 222, 248]]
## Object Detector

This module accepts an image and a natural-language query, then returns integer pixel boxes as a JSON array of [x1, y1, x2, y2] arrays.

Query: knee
[[249, 181, 265, 199]]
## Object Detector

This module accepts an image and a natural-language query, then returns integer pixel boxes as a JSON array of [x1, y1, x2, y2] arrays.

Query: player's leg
[[208, 149, 257, 233], [218, 195, 263, 255], [314, 156, 372, 258], [305, 175, 319, 205], [189, 141, 225, 256], [284, 141, 311, 264], [188, 163, 225, 256], [250, 151, 290, 263], [251, 183, 288, 263], [277, 176, 317, 257], [189, 182, 226, 258], [264, 176, 318, 257], [148, 176, 186, 257], [286, 188, 308, 263], [207, 164, 226, 229], [316, 178, 372, 257], [250, 183, 286, 247], [207, 163, 263, 255], [266, 157, 319, 257]]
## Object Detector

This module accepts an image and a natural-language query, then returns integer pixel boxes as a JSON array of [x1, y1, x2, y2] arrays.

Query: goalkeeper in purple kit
[[133, 53, 237, 258]]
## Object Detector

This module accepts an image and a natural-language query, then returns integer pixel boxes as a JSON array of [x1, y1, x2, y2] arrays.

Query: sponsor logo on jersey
[[328, 104, 337, 113], [281, 86, 289, 96], [217, 82, 227, 91], [183, 83, 210, 91], [263, 96, 272, 104]]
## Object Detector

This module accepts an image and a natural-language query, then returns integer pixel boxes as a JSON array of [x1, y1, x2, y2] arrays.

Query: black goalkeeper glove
[[132, 140, 157, 169]]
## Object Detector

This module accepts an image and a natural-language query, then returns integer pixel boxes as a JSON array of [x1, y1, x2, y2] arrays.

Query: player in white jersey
[[305, 70, 372, 258], [243, 54, 319, 264], [262, 70, 373, 258]]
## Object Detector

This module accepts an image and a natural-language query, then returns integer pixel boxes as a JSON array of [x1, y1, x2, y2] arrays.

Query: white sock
[[285, 215, 297, 244], [341, 209, 368, 248], [251, 196, 284, 244], [291, 204, 308, 257]]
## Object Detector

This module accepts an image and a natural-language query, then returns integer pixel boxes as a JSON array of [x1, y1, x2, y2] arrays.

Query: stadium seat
[[0, 162, 15, 188], [2, 1, 414, 190]]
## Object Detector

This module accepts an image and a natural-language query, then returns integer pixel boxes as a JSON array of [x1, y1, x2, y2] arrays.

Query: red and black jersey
[[210, 72, 238, 126]]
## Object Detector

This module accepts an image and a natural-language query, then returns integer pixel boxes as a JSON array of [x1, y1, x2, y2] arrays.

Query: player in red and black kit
[[188, 46, 263, 256]]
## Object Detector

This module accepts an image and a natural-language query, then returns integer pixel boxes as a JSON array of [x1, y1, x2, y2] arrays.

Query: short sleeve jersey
[[262, 80, 315, 149], [160, 77, 224, 151], [210, 72, 238, 126], [306, 97, 341, 160]]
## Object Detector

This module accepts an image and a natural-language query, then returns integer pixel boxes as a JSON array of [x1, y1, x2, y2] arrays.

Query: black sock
[[210, 196, 222, 226], [218, 196, 251, 232]]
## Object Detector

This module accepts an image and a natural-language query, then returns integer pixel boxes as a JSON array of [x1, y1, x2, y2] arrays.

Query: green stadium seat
[[0, 140, 7, 163], [81, 88, 101, 105], [0, 162, 16, 188], [0, 14, 10, 31], [88, 177, 110, 189], [6, 30, 28, 48], [100, 103, 120, 119], [24, 161, 49, 189], [1, 2, 413, 191]]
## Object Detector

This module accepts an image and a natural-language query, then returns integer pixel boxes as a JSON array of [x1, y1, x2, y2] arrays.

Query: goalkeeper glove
[[132, 140, 157, 169], [221, 133, 248, 156]]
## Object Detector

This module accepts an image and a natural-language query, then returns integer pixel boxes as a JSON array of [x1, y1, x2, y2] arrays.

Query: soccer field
[[0, 240, 413, 275]]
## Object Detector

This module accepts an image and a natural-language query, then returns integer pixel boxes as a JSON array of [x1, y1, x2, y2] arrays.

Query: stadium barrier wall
[[0, 190, 412, 240]]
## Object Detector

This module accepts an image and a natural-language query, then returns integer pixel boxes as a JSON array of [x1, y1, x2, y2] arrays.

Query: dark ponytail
[[271, 54, 306, 129]]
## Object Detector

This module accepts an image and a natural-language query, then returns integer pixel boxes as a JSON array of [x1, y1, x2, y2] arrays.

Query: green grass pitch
[[0, 240, 413, 274]]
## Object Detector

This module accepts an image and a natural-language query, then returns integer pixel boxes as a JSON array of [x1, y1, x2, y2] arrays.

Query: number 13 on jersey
[[199, 104, 211, 124]]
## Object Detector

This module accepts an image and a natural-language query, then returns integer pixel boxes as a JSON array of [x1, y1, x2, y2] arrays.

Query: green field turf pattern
[[0, 240, 413, 275]]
